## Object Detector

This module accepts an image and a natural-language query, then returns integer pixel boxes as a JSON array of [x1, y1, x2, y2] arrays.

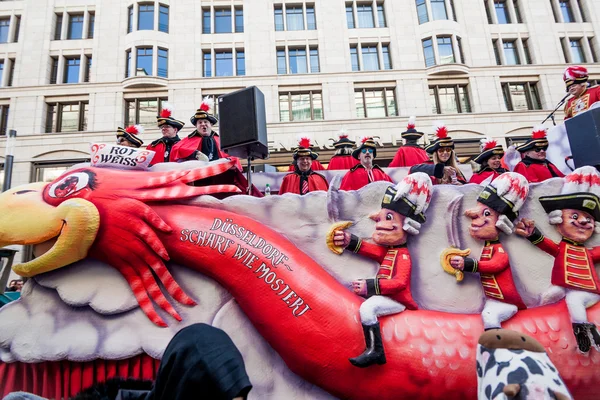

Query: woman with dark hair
[[469, 138, 506, 184]]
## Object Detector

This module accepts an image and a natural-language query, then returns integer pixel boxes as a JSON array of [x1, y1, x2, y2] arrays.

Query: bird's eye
[[386, 213, 393, 221], [47, 172, 90, 199]]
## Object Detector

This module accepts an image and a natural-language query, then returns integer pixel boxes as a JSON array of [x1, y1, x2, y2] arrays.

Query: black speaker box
[[565, 107, 600, 168], [219, 86, 269, 160]]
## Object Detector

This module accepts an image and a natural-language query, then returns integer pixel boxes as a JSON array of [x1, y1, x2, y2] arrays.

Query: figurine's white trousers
[[482, 298, 518, 330], [359, 296, 405, 325], [566, 289, 600, 324]]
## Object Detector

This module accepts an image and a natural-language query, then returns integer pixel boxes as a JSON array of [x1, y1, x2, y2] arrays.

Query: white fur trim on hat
[[393, 172, 433, 214], [561, 166, 600, 197], [490, 172, 529, 213]]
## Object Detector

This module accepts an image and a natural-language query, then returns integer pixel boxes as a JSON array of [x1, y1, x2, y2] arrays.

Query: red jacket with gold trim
[[170, 131, 229, 162], [564, 86, 600, 120], [388, 145, 429, 168], [527, 229, 600, 294], [327, 155, 359, 170], [345, 235, 418, 310], [339, 164, 393, 191], [463, 240, 527, 309], [278, 171, 329, 195], [513, 157, 564, 183], [468, 167, 507, 184]]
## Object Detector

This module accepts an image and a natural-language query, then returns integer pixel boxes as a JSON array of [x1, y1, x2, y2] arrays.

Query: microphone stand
[[542, 93, 570, 126]]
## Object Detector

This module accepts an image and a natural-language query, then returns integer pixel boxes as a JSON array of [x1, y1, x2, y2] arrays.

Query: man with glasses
[[340, 137, 393, 191], [514, 126, 564, 183], [279, 140, 328, 195], [147, 103, 184, 166]]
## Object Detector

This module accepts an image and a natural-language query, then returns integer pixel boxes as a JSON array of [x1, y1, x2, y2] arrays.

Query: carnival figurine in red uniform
[[448, 172, 529, 330], [331, 172, 433, 367], [513, 126, 564, 183], [388, 116, 429, 168], [410, 122, 467, 185], [516, 166, 600, 353], [563, 66, 600, 120], [288, 137, 326, 172], [116, 125, 144, 149], [146, 103, 184, 166], [327, 130, 359, 170], [339, 137, 393, 191], [279, 138, 329, 195], [469, 138, 506, 184]]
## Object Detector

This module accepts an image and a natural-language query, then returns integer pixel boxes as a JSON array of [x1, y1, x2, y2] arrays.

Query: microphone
[[542, 93, 571, 125]]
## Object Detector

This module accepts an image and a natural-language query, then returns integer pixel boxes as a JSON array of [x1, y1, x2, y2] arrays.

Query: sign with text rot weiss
[[90, 143, 155, 170]]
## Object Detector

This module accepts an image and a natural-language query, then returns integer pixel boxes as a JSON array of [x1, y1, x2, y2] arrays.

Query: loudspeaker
[[565, 107, 600, 168], [219, 86, 269, 160]]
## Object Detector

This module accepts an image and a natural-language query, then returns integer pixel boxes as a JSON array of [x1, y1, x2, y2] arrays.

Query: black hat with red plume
[[425, 122, 454, 154], [401, 116, 425, 141], [473, 137, 504, 164], [116, 125, 144, 148], [516, 126, 548, 153], [191, 97, 218, 125], [352, 137, 377, 159], [156, 102, 185, 131], [293, 137, 319, 160]]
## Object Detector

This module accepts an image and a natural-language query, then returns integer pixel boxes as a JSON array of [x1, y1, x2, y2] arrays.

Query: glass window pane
[[438, 87, 458, 113], [416, 0, 429, 24], [203, 9, 211, 33], [306, 6, 316, 30], [509, 83, 528, 110], [346, 5, 355, 28], [59, 103, 80, 132], [530, 84, 541, 109], [158, 48, 168, 77], [55, 14, 63, 40], [279, 94, 290, 122], [438, 37, 455, 64], [85, 56, 92, 82], [560, 0, 574, 22], [289, 48, 307, 74], [235, 8, 244, 32], [570, 39, 586, 63], [578, 0, 587, 22], [127, 7, 133, 33], [215, 8, 232, 33], [125, 100, 136, 126], [82, 103, 88, 131], [513, 0, 523, 22], [46, 104, 56, 132], [236, 50, 245, 75], [382, 45, 391, 69], [377, 5, 386, 27], [0, 62, 4, 87], [313, 93, 323, 120], [159, 5, 169, 33], [431, 0, 448, 20], [277, 49, 287, 74], [290, 93, 312, 121], [350, 46, 360, 71], [138, 4, 154, 30], [355, 91, 366, 118], [523, 40, 532, 64], [458, 86, 471, 112], [357, 4, 374, 28], [362, 45, 380, 71], [67, 14, 84, 39], [87, 13, 95, 38], [503, 41, 520, 65], [423, 38, 435, 67], [286, 6, 304, 30], [364, 90, 386, 118], [385, 89, 397, 116], [310, 49, 319, 73], [275, 7, 284, 31], [64, 57, 80, 83], [136, 47, 153, 75], [138, 99, 159, 126], [429, 87, 438, 113], [494, 1, 510, 24], [125, 50, 132, 78], [215, 51, 233, 76]]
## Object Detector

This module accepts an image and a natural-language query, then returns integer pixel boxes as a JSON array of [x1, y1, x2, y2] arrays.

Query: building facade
[[0, 0, 599, 187]]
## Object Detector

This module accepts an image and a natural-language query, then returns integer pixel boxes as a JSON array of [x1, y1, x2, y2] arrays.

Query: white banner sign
[[90, 143, 155, 170]]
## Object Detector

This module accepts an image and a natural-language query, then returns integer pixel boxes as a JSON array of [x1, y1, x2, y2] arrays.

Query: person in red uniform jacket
[[116, 125, 145, 148], [327, 132, 359, 170], [513, 126, 564, 183], [563, 66, 600, 120], [331, 172, 433, 367], [288, 137, 326, 172], [410, 122, 467, 185], [170, 97, 231, 163], [449, 172, 529, 330], [469, 138, 507, 184], [146, 103, 184, 166], [279, 144, 328, 195], [339, 137, 393, 191], [388, 116, 429, 168], [516, 166, 600, 353]]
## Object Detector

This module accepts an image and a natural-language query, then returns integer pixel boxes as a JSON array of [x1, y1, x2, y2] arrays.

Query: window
[[235, 7, 244, 32], [274, 4, 316, 31], [513, 1, 523, 23], [275, 6, 284, 31], [279, 91, 323, 122], [0, 105, 7, 136], [278, 46, 319, 74], [438, 36, 455, 64], [203, 51, 212, 77], [84, 55, 92, 82], [423, 38, 435, 67], [64, 57, 80, 83], [449, 0, 458, 21], [236, 50, 245, 75], [159, 5, 169, 33], [431, 0, 448, 20], [286, 6, 304, 30], [45, 101, 88, 133], [31, 160, 90, 184], [127, 6, 133, 33], [578, 0, 587, 22], [215, 50, 233, 76], [50, 57, 58, 84], [503, 40, 520, 65], [349, 43, 390, 71], [570, 39, 586, 63], [355, 88, 397, 118], [347, 1, 387, 28], [203, 8, 211, 33], [382, 45, 392, 69], [560, 0, 575, 23], [125, 97, 167, 127], [0, 62, 4, 87], [138, 4, 154, 30], [589, 38, 598, 63], [54, 14, 63, 40], [157, 48, 168, 77], [502, 82, 541, 111], [306, 5, 316, 30], [7, 59, 14, 87], [346, 4, 356, 28], [357, 4, 375, 28], [416, 0, 429, 24], [215, 8, 232, 33], [125, 50, 132, 78], [377, 4, 386, 27], [457, 37, 465, 64], [350, 46, 359, 71], [87, 13, 95, 38], [429, 84, 471, 114], [13, 16, 20, 42], [523, 39, 532, 64], [0, 18, 9, 43], [67, 14, 84, 39], [494, 1, 510, 24], [136, 47, 153, 75], [362, 45, 379, 70]]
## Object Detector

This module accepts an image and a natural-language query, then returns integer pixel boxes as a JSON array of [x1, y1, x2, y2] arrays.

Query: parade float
[[0, 139, 598, 400]]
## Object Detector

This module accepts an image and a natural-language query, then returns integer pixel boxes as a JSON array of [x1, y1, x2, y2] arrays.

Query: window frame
[[429, 84, 471, 114], [66, 13, 84, 40], [124, 97, 167, 127], [63, 56, 81, 84], [0, 104, 8, 136], [0, 17, 10, 43], [278, 90, 324, 122], [45, 101, 89, 133], [137, 3, 155, 31], [501, 81, 542, 111], [355, 87, 398, 118], [159, 4, 169, 33]]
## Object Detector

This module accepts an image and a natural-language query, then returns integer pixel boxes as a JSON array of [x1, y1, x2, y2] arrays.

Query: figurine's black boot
[[349, 322, 386, 368]]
